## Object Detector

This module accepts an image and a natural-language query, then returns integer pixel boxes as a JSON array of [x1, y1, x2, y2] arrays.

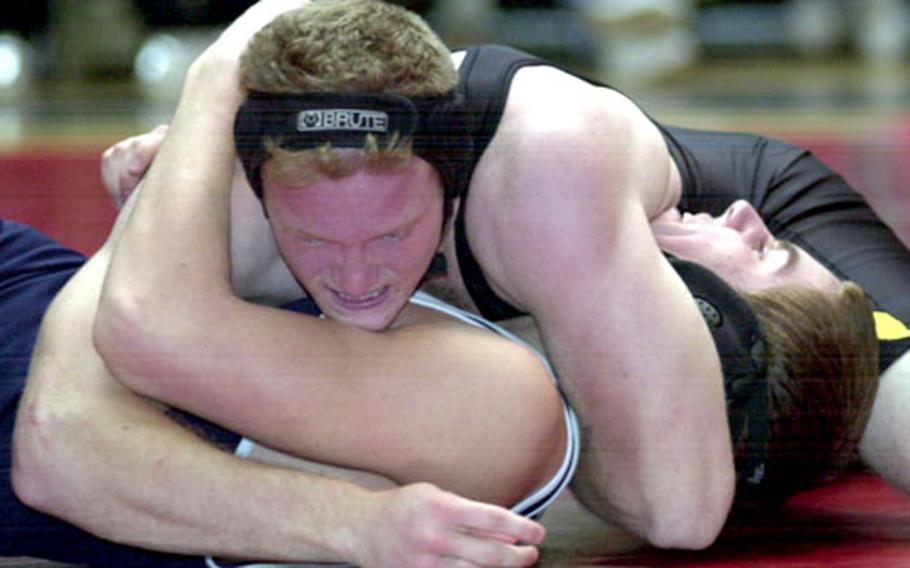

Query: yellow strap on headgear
[[874, 311, 910, 340]]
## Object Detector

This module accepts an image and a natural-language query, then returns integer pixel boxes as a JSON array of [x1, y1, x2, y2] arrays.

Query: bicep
[[523, 192, 721, 396], [495, 123, 723, 410]]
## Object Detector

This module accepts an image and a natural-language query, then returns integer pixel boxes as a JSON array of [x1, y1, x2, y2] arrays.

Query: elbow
[[93, 283, 167, 395], [11, 391, 84, 517], [93, 280, 143, 368], [12, 385, 143, 543], [11, 451, 63, 520], [644, 511, 724, 551], [572, 443, 734, 550], [10, 440, 55, 515], [643, 472, 734, 550]]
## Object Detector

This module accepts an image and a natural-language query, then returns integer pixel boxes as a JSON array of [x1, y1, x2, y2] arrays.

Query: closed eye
[[274, 223, 327, 246], [375, 228, 411, 244], [299, 235, 327, 246], [759, 239, 797, 273]]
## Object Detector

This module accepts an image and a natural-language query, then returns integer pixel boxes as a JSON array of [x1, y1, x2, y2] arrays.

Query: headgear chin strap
[[666, 254, 771, 493], [234, 90, 474, 207]]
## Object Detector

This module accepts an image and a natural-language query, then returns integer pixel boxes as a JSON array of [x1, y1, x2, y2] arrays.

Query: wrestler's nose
[[336, 246, 378, 297], [722, 200, 772, 250]]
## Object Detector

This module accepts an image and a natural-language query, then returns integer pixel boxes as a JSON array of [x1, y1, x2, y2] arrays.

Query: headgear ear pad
[[666, 254, 770, 491]]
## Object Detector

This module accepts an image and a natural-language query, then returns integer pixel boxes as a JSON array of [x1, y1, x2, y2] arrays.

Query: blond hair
[[240, 0, 457, 186], [740, 282, 879, 500], [264, 135, 414, 187], [240, 0, 458, 96]]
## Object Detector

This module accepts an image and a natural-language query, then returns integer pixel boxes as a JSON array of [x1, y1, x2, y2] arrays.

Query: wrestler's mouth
[[329, 286, 390, 310]]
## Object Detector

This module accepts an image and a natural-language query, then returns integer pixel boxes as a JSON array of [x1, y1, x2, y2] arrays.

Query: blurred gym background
[[0, 0, 908, 255]]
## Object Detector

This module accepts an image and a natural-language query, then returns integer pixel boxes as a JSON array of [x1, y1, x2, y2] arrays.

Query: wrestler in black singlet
[[448, 44, 910, 370]]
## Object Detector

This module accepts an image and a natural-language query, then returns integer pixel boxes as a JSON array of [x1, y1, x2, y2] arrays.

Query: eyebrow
[[277, 210, 423, 243]]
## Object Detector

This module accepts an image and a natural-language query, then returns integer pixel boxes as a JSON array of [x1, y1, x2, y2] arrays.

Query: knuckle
[[414, 525, 444, 551]]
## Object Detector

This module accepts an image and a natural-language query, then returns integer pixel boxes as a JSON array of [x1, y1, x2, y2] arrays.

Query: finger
[[100, 151, 118, 195], [126, 155, 149, 176], [102, 154, 130, 204], [445, 533, 540, 568], [437, 557, 482, 568], [463, 528, 516, 544], [117, 170, 138, 203], [451, 502, 546, 545], [127, 137, 160, 176]]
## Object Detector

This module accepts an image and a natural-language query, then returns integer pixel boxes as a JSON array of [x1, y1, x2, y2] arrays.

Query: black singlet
[[450, 45, 910, 370]]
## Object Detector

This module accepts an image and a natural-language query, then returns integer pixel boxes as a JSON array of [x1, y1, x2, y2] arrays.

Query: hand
[[354, 483, 545, 568], [100, 125, 168, 208]]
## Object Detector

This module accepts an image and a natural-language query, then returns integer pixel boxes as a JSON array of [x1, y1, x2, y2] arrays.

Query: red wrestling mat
[[627, 472, 910, 567], [0, 149, 115, 255], [540, 471, 910, 567]]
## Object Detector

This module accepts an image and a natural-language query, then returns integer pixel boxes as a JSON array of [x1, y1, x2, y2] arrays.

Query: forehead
[[265, 161, 440, 233]]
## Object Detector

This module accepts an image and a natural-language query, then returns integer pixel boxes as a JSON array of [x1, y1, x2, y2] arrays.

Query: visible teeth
[[336, 288, 384, 303]]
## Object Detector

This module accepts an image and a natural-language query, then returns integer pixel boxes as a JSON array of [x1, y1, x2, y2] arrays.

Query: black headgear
[[666, 254, 771, 492], [234, 90, 475, 214]]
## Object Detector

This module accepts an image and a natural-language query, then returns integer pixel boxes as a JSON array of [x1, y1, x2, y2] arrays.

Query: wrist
[[184, 56, 247, 112], [330, 487, 383, 565]]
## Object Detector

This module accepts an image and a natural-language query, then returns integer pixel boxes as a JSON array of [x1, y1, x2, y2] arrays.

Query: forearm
[[95, 0, 277, 368], [104, 0, 314, 312], [15, 379, 365, 562], [94, 3, 322, 392], [513, 211, 734, 547], [13, 250, 366, 562], [99, 59, 238, 325], [546, 295, 734, 548], [496, 127, 735, 546]]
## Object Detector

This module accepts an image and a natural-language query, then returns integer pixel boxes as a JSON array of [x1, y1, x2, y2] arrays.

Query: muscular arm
[[13, 233, 544, 566], [12, 4, 549, 565], [12, 239, 376, 562], [475, 68, 734, 548], [94, 0, 564, 509]]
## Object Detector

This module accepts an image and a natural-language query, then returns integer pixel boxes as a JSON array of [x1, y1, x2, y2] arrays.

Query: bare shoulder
[[466, 65, 675, 307], [475, 64, 676, 224], [500, 65, 643, 141]]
